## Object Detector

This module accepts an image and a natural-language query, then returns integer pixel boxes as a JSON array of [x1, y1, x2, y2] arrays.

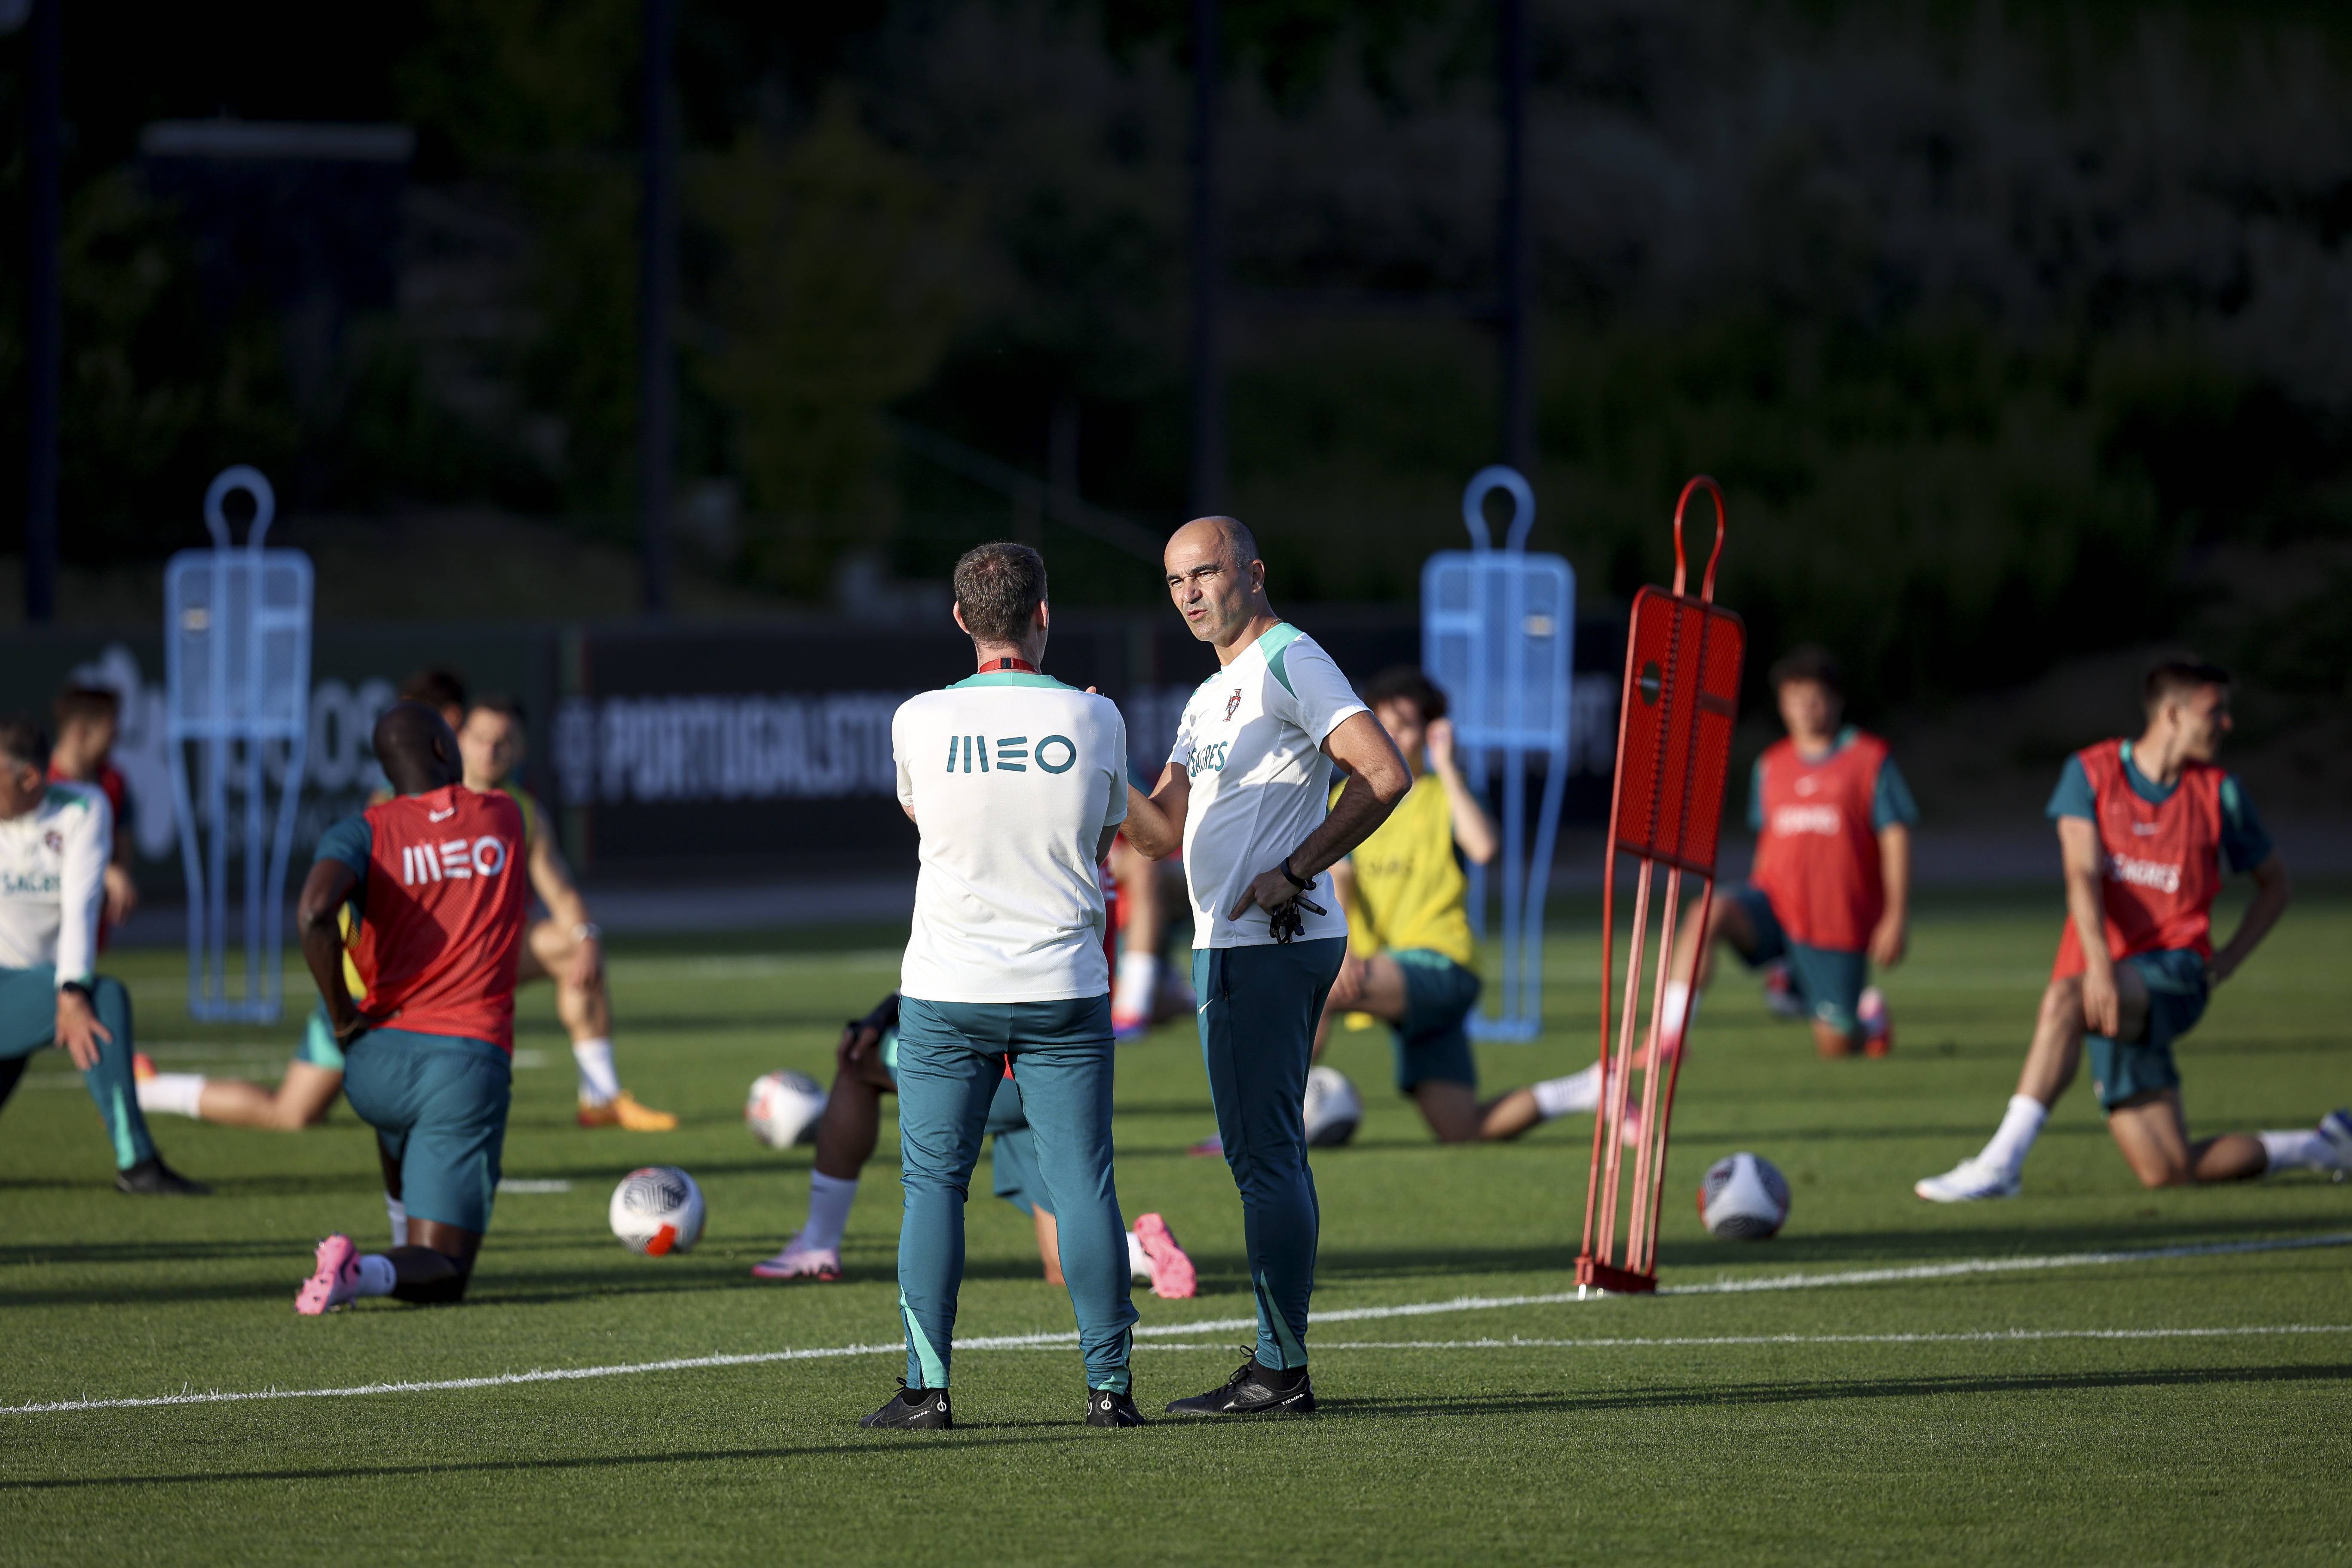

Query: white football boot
[[1914, 1157, 2021, 1203], [2317, 1109, 2352, 1176]]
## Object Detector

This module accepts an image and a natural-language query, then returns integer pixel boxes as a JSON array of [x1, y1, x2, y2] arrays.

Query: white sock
[[1658, 981, 1697, 1041], [1531, 1064, 1603, 1120], [1980, 1094, 2049, 1178], [2258, 1130, 2327, 1174], [1114, 951, 1160, 1018], [353, 1254, 398, 1298], [1126, 1228, 1153, 1282], [801, 1172, 858, 1253], [572, 1038, 621, 1106], [385, 1194, 409, 1248], [135, 1072, 207, 1118]]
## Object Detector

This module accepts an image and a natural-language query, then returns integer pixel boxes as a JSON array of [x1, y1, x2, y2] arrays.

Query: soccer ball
[[746, 1070, 828, 1149], [1697, 1152, 1791, 1240], [610, 1166, 705, 1256], [1303, 1066, 1362, 1148]]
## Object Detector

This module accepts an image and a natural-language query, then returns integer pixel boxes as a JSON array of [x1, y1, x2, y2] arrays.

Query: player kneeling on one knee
[[1316, 668, 1610, 1142], [292, 702, 530, 1312], [1916, 658, 2349, 1202]]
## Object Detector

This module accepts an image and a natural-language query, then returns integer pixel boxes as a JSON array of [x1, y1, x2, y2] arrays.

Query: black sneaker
[[1086, 1388, 1145, 1427], [116, 1157, 210, 1196], [860, 1383, 951, 1430], [1164, 1357, 1315, 1416]]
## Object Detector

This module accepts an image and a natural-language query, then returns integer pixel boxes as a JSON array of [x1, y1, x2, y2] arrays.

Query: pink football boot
[[1133, 1213, 1197, 1300], [295, 1234, 360, 1316]]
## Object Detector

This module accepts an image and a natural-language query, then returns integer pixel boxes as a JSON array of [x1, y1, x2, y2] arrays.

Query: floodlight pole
[[1187, 0, 1225, 518], [22, 0, 61, 623], [637, 0, 678, 616], [1496, 0, 1532, 476]]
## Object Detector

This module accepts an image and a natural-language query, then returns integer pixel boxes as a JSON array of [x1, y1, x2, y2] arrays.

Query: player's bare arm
[[526, 830, 602, 989], [297, 859, 368, 1043], [1870, 821, 1911, 969], [1426, 717, 1498, 866], [1229, 710, 1409, 920], [2210, 850, 2290, 984], [1121, 763, 1188, 861], [2057, 815, 2121, 1035]]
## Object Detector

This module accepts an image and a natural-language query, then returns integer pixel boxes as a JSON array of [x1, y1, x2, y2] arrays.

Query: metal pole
[[23, 0, 62, 622], [637, 0, 677, 615], [1187, 0, 1225, 519], [1496, 0, 1532, 475]]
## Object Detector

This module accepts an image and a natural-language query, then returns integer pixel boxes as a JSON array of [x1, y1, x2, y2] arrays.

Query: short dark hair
[[398, 666, 469, 714], [0, 714, 51, 770], [468, 693, 525, 726], [1767, 644, 1844, 697], [52, 686, 121, 730], [1362, 666, 1448, 723], [2144, 656, 2231, 710], [953, 542, 1048, 644]]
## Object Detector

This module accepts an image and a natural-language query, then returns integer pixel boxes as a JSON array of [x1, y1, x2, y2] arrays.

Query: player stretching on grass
[[1122, 517, 1410, 1417], [0, 716, 205, 1194], [1654, 646, 1916, 1060], [860, 542, 1142, 1430], [1318, 667, 1607, 1140], [751, 990, 1195, 1297], [1916, 658, 2349, 1201], [293, 703, 529, 1311]]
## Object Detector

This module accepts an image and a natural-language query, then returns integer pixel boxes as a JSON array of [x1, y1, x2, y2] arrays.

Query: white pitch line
[[6, 1231, 2346, 1416]]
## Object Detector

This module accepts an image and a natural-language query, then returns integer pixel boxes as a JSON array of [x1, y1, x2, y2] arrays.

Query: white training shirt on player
[[0, 782, 110, 984], [894, 669, 1127, 1003], [1169, 623, 1369, 949]]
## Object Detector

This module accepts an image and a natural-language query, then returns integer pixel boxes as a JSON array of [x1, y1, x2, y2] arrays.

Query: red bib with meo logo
[[350, 785, 528, 1049], [1750, 732, 1891, 951], [2051, 739, 2223, 978]]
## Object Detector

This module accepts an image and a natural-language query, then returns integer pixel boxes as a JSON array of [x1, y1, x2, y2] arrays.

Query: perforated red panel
[[1610, 587, 1746, 876]]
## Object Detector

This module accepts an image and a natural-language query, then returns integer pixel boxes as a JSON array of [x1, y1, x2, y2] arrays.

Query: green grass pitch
[[2, 891, 2347, 1565]]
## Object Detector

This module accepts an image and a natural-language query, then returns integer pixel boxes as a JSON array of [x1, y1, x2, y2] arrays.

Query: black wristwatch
[[58, 980, 93, 1004], [334, 1014, 372, 1048], [1279, 856, 1314, 891]]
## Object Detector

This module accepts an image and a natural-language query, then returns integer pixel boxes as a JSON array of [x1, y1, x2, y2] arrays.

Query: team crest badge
[[1223, 688, 1242, 721], [43, 830, 64, 854]]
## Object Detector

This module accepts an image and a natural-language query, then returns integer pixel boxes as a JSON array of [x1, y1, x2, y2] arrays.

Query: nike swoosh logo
[[428, 808, 456, 821]]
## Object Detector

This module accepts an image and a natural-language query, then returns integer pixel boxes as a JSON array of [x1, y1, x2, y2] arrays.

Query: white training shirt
[[894, 669, 1127, 1004], [1169, 623, 1368, 949], [0, 783, 110, 984]]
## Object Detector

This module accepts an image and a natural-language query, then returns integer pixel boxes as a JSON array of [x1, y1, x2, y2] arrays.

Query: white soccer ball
[[1303, 1065, 1362, 1148], [746, 1069, 828, 1149], [1697, 1152, 1791, 1240], [609, 1166, 705, 1256]]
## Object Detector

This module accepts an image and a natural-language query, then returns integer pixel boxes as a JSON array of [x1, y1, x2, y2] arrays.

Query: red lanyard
[[981, 657, 1037, 672]]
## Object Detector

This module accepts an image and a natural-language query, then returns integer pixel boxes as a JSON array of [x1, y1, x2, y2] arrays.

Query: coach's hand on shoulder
[[53, 986, 111, 1071]]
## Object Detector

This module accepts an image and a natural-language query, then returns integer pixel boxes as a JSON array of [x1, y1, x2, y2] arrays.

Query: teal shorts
[[2089, 949, 2208, 1111], [1386, 949, 1483, 1093], [297, 1000, 346, 1071], [340, 1028, 512, 1234], [1728, 885, 1869, 1035]]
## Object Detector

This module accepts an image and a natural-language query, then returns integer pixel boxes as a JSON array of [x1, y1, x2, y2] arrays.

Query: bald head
[[1169, 515, 1259, 572], [1164, 514, 1274, 651], [374, 701, 463, 796]]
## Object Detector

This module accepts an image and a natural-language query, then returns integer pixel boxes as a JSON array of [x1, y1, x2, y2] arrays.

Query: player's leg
[[755, 1026, 897, 1280], [1170, 939, 1341, 1417], [1654, 886, 1772, 1056], [1788, 944, 1870, 1060], [884, 1000, 1006, 1409], [2105, 1090, 2266, 1187], [1008, 996, 1142, 1417], [528, 920, 674, 1131], [58, 975, 205, 1194], [1110, 836, 1163, 1038], [142, 1002, 347, 1130]]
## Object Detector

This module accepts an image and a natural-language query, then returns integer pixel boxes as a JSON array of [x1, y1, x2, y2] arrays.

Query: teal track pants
[[0, 966, 157, 1170], [894, 995, 1136, 1394], [1193, 938, 1346, 1371]]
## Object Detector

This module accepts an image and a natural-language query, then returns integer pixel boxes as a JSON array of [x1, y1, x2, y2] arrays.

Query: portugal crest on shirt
[[1223, 688, 1243, 720]]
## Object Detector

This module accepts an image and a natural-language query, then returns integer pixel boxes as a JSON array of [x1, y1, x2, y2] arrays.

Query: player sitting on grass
[[751, 992, 1195, 1297], [46, 685, 139, 941], [139, 686, 673, 1139], [294, 703, 530, 1311], [0, 715, 206, 1194], [1656, 645, 1916, 1061], [1317, 667, 1606, 1140], [1916, 658, 2349, 1201]]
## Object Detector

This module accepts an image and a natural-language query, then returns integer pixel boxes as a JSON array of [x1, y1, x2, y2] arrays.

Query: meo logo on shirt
[[401, 837, 511, 886], [945, 735, 1076, 775], [1770, 803, 1842, 837]]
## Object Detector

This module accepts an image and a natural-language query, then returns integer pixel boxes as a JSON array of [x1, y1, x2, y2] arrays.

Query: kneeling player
[[751, 992, 1195, 1298], [0, 715, 205, 1194], [1917, 659, 2348, 1201], [1318, 668, 1608, 1140], [1657, 645, 1915, 1060], [293, 703, 529, 1311]]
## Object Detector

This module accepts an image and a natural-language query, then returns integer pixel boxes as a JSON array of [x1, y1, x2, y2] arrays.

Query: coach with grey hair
[[862, 540, 1142, 1430], [1123, 515, 1411, 1415]]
